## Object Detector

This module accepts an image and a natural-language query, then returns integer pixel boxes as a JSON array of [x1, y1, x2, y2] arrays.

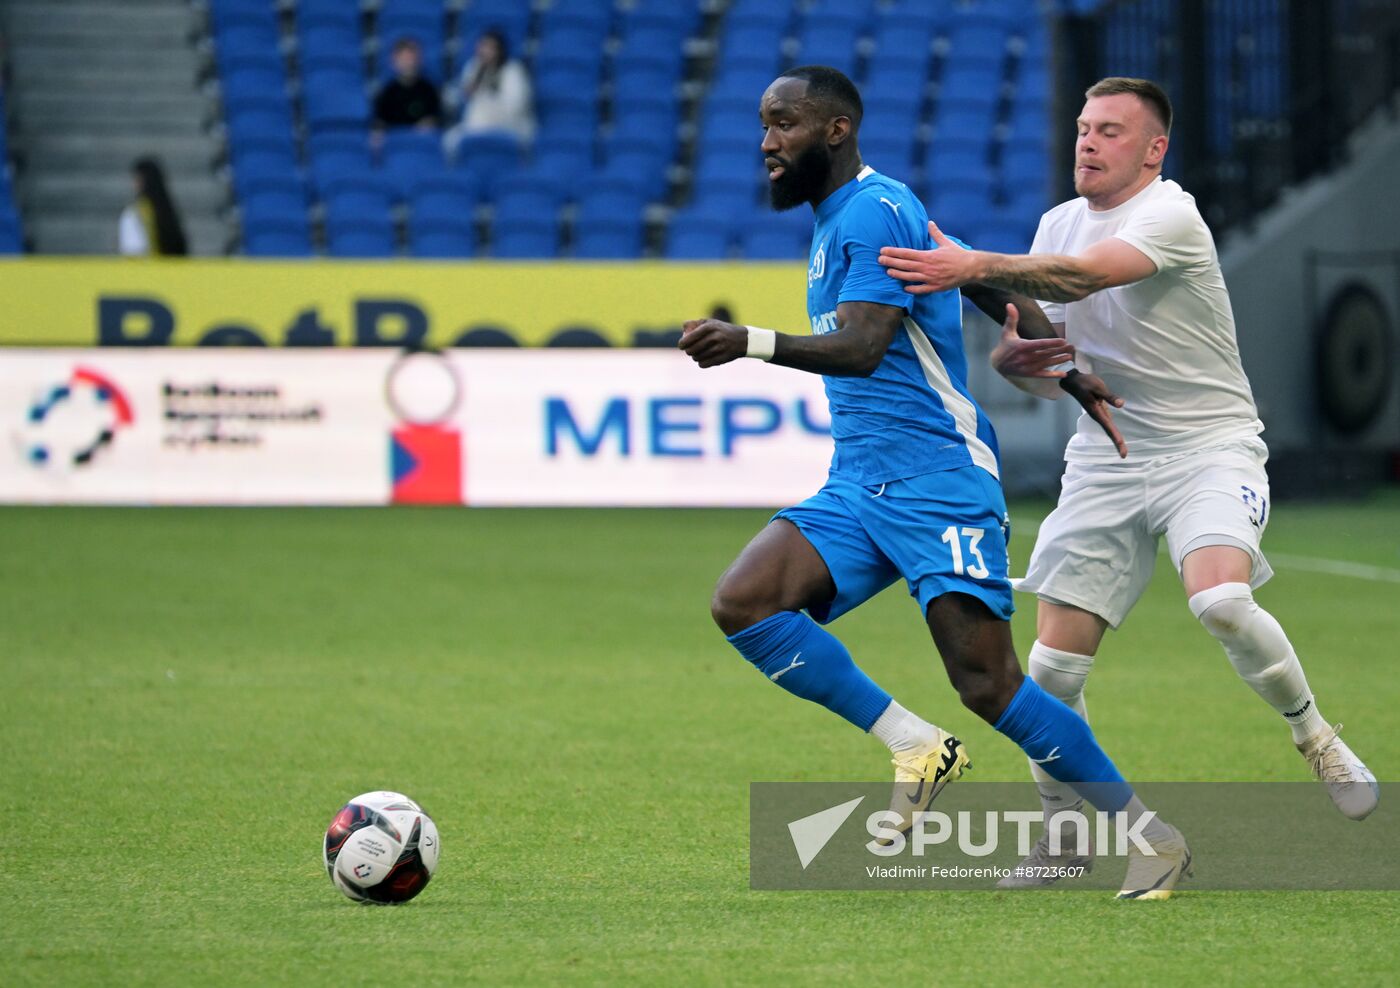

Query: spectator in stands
[[119, 158, 188, 256], [443, 28, 534, 160], [372, 38, 442, 134]]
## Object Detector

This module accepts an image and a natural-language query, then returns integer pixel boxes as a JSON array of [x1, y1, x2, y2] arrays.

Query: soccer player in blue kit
[[679, 66, 1190, 898]]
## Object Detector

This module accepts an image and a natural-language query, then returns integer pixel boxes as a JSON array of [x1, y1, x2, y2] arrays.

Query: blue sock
[[994, 677, 1134, 813], [727, 611, 892, 731]]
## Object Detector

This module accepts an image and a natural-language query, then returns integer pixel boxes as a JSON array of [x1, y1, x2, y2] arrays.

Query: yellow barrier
[[0, 258, 810, 347]]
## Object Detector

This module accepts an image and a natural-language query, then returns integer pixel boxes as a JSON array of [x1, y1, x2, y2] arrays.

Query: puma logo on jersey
[[879, 197, 902, 214]]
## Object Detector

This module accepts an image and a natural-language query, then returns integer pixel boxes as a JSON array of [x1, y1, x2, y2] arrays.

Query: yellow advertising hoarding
[[0, 258, 810, 348]]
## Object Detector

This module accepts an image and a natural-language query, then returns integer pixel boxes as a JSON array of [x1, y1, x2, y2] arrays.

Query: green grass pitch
[[3, 496, 1398, 985]]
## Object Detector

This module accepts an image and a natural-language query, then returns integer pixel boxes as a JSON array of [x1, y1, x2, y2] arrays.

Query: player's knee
[[1028, 641, 1093, 704], [953, 673, 1016, 723], [1188, 582, 1256, 641], [710, 578, 773, 637]]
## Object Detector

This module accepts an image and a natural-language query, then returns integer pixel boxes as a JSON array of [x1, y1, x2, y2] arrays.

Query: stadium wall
[[1220, 115, 1400, 489]]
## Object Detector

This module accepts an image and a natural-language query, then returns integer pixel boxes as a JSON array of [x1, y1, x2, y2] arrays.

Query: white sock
[[1120, 794, 1173, 843], [1027, 641, 1093, 826], [869, 699, 939, 754], [1188, 583, 1328, 743]]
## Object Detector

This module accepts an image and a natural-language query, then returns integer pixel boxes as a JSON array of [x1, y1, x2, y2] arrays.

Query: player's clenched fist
[[679, 318, 748, 368]]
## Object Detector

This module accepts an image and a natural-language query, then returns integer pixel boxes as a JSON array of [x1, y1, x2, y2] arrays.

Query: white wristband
[[1050, 360, 1076, 374], [745, 326, 777, 361]]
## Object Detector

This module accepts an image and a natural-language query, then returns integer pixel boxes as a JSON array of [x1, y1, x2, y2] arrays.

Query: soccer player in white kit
[[877, 76, 1378, 882]]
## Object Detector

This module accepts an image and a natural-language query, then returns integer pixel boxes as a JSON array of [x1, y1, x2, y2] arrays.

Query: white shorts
[[1019, 438, 1274, 628]]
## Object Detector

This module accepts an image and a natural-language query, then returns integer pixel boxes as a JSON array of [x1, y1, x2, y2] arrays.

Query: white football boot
[[1298, 724, 1379, 821]]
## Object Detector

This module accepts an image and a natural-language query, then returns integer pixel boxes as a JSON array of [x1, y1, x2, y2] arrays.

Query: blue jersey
[[805, 166, 1001, 486]]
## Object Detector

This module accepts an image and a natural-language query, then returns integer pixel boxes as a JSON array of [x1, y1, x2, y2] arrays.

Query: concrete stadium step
[[29, 215, 229, 256], [14, 91, 209, 124], [22, 133, 217, 166], [1, 7, 196, 47], [10, 44, 204, 77], [10, 58, 202, 92], [25, 174, 226, 214], [25, 146, 219, 178]]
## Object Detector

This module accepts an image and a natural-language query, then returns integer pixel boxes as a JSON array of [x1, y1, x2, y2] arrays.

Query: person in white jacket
[[443, 28, 535, 159]]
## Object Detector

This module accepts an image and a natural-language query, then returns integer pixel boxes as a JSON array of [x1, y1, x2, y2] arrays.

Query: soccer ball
[[323, 790, 440, 904]]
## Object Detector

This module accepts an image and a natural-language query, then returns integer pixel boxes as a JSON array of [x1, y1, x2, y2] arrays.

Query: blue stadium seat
[[542, 0, 613, 34], [379, 129, 447, 197], [450, 132, 524, 198], [232, 152, 304, 201], [625, 2, 703, 38], [573, 188, 648, 258], [741, 225, 808, 260], [607, 106, 678, 161], [297, 0, 360, 33], [221, 91, 289, 123], [210, 0, 278, 35], [408, 172, 479, 215], [927, 146, 991, 182], [323, 172, 394, 217], [1000, 146, 1049, 188], [803, 0, 877, 31], [870, 21, 935, 68], [493, 224, 560, 258], [519, 147, 595, 193], [861, 134, 919, 175], [409, 217, 476, 258], [612, 64, 681, 103], [864, 93, 924, 133], [227, 107, 297, 147], [693, 148, 763, 198], [574, 226, 645, 259], [726, 0, 794, 31], [719, 22, 783, 71], [925, 179, 997, 234], [945, 23, 1011, 69], [596, 150, 670, 201], [865, 60, 929, 100], [535, 31, 606, 76], [296, 26, 364, 74], [241, 190, 307, 228], [215, 23, 282, 62], [664, 210, 732, 259], [972, 218, 1033, 255], [616, 26, 689, 72], [245, 223, 314, 257], [535, 64, 602, 105], [216, 46, 284, 78], [309, 149, 373, 198], [934, 102, 1000, 144], [1003, 187, 1050, 222], [303, 70, 370, 132], [939, 63, 1004, 103], [326, 215, 397, 257], [793, 23, 859, 76], [222, 65, 287, 104]]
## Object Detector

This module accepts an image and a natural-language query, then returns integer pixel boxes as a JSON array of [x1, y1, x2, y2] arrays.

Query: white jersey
[[1031, 176, 1263, 463]]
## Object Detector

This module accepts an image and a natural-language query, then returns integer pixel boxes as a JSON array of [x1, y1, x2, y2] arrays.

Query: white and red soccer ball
[[323, 791, 440, 904]]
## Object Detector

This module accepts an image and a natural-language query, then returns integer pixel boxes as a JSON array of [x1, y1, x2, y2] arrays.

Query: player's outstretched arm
[[678, 301, 902, 378], [879, 221, 1158, 302]]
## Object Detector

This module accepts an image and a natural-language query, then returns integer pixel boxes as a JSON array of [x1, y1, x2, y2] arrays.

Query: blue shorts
[[774, 465, 1014, 625]]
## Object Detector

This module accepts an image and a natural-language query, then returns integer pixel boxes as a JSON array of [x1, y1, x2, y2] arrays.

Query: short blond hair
[[1085, 77, 1172, 134]]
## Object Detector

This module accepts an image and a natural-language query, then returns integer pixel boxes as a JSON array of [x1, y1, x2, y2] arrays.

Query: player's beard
[[768, 142, 832, 211]]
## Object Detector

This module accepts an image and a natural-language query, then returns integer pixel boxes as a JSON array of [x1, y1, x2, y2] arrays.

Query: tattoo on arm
[[978, 253, 1106, 303]]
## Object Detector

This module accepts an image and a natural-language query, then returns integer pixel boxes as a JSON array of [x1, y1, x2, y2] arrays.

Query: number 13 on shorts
[[941, 526, 990, 579]]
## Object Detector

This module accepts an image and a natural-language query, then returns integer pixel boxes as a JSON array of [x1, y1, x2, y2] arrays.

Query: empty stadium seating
[[212, 0, 1056, 260]]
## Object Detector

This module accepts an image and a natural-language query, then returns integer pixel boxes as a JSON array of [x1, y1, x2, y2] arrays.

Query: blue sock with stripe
[[993, 677, 1134, 813], [727, 611, 892, 730]]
